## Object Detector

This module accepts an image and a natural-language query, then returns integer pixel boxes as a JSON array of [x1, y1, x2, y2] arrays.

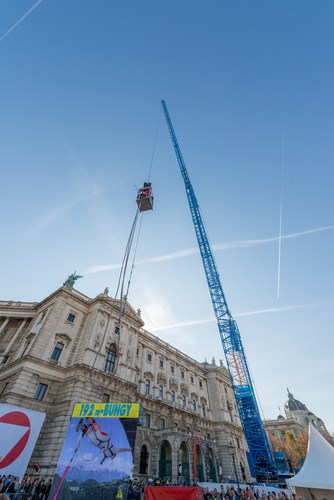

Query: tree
[[270, 432, 309, 470]]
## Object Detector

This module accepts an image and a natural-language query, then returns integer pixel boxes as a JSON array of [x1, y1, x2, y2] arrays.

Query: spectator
[[5, 477, 16, 495], [36, 478, 45, 498], [43, 479, 52, 500], [25, 477, 33, 495]]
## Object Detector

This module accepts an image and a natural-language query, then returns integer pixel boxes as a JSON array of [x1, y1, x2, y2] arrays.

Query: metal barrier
[[8, 493, 49, 500]]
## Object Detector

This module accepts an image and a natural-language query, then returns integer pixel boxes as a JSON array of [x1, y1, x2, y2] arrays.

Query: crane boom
[[161, 100, 277, 480]]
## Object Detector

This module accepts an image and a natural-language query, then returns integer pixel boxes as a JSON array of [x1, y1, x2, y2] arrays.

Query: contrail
[[149, 301, 327, 332], [85, 224, 334, 274], [277, 123, 285, 299], [0, 0, 46, 43]]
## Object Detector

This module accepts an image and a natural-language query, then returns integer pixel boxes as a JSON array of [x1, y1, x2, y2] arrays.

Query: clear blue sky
[[1, 1, 333, 432]]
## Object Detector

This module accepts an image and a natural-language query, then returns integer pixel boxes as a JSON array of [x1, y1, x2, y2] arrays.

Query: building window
[[51, 342, 64, 361], [171, 391, 175, 403], [102, 394, 110, 403], [160, 360, 163, 368], [181, 371, 184, 378], [67, 313, 75, 323], [207, 433, 211, 439], [145, 380, 150, 395], [147, 354, 152, 362], [137, 348, 139, 355], [139, 445, 149, 474], [105, 345, 116, 372], [173, 422, 178, 428], [171, 366, 174, 373], [193, 400, 196, 411], [182, 395, 186, 407], [199, 381, 202, 388], [160, 418, 165, 429], [202, 404, 206, 418], [145, 414, 150, 427], [190, 376, 194, 383], [34, 383, 48, 401], [186, 426, 190, 432], [236, 438, 240, 448], [159, 386, 163, 398], [114, 326, 120, 335]]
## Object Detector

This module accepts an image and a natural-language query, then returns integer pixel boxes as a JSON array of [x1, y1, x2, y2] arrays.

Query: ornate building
[[0, 285, 252, 484], [264, 389, 328, 443]]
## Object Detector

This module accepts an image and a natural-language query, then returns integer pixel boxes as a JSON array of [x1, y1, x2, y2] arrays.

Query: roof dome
[[284, 388, 308, 416], [277, 415, 285, 419]]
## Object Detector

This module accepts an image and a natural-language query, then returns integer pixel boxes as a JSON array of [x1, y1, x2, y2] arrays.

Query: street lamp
[[228, 442, 240, 491]]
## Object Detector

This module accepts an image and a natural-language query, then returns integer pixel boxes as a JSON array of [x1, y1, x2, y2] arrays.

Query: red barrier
[[144, 486, 203, 500]]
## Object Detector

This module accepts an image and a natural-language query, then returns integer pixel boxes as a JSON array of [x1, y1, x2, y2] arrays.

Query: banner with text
[[50, 402, 143, 500]]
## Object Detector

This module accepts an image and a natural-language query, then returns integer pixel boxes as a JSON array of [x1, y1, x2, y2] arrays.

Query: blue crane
[[161, 100, 278, 480]]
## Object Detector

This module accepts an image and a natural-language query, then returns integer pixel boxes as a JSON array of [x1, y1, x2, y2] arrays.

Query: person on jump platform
[[75, 417, 132, 465]]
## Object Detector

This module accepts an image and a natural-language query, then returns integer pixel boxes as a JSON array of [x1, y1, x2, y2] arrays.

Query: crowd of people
[[128, 480, 146, 500], [201, 486, 297, 500], [0, 475, 52, 500], [127, 480, 304, 500]]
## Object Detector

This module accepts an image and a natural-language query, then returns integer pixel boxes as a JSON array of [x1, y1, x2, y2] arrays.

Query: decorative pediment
[[157, 371, 166, 384], [99, 296, 145, 327], [55, 332, 72, 345], [144, 371, 154, 381], [169, 377, 178, 390], [180, 382, 188, 395], [191, 392, 198, 401], [200, 396, 207, 405], [105, 342, 118, 353]]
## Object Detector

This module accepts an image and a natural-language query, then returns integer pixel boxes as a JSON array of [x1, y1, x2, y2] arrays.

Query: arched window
[[140, 445, 149, 474], [105, 345, 116, 372]]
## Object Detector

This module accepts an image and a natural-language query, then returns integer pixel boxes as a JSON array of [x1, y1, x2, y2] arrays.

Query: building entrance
[[159, 440, 172, 481]]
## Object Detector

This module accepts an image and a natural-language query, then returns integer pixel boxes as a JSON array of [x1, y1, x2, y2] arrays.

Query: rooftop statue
[[63, 271, 83, 288]]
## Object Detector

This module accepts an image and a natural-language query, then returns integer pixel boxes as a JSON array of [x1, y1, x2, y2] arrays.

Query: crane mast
[[161, 100, 277, 480]]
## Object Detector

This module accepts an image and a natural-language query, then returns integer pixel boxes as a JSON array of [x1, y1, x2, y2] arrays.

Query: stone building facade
[[0, 285, 252, 484]]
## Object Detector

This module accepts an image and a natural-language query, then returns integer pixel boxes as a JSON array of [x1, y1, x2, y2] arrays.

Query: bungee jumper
[[75, 417, 132, 465], [136, 182, 153, 212]]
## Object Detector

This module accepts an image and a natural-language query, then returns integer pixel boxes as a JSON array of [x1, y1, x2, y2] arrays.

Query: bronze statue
[[63, 271, 83, 288]]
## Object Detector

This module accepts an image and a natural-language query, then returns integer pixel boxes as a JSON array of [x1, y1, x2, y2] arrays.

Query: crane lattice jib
[[162, 100, 277, 478]]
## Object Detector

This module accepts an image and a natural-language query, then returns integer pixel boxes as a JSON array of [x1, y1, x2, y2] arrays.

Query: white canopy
[[286, 423, 334, 490]]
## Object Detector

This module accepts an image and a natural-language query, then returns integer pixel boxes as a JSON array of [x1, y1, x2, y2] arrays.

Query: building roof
[[284, 388, 307, 414]]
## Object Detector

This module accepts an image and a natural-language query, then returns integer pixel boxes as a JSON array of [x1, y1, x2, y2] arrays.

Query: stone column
[[0, 317, 10, 336], [3, 319, 27, 357]]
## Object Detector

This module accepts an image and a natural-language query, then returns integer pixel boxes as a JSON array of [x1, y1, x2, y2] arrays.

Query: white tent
[[286, 423, 334, 500]]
